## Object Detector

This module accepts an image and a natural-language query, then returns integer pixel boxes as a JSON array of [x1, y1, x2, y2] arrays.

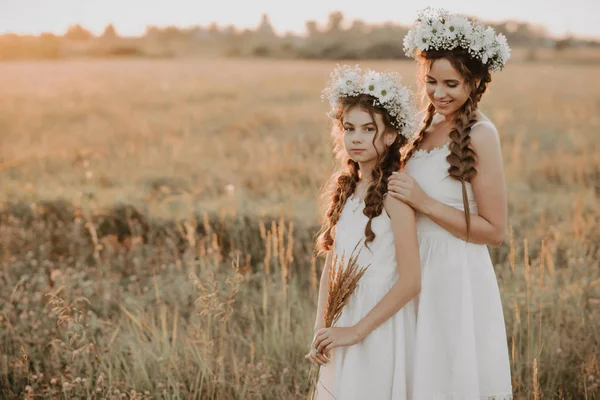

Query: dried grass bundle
[[308, 243, 369, 399], [323, 244, 369, 328]]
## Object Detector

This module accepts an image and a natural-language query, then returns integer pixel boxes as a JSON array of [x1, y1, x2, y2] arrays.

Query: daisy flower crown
[[321, 65, 417, 139], [403, 8, 511, 72]]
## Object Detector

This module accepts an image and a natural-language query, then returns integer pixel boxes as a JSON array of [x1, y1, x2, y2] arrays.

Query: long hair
[[401, 48, 492, 235], [317, 94, 409, 255]]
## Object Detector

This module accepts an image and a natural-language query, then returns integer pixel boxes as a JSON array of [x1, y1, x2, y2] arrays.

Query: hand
[[387, 172, 429, 211], [305, 332, 331, 366], [314, 326, 362, 353]]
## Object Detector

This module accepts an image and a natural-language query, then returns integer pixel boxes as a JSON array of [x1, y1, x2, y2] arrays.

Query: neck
[[358, 161, 375, 184], [439, 112, 457, 124]]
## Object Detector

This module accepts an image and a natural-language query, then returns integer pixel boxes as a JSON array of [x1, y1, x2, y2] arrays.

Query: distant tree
[[257, 14, 275, 37], [555, 36, 573, 52], [327, 11, 344, 33], [64, 24, 93, 41], [38, 32, 60, 58], [102, 24, 119, 39], [305, 20, 319, 37], [208, 22, 220, 36], [348, 20, 368, 35], [162, 26, 185, 41]]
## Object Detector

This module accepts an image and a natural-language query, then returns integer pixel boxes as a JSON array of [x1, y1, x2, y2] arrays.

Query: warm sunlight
[[1, 0, 599, 38]]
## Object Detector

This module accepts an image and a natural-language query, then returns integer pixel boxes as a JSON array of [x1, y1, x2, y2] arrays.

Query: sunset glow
[[1, 0, 599, 39]]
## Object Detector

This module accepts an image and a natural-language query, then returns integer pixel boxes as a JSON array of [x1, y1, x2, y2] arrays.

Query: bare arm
[[351, 196, 421, 340], [313, 197, 421, 353], [389, 123, 507, 247]]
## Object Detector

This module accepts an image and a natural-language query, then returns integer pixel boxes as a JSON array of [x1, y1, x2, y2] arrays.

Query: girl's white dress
[[316, 196, 417, 400], [404, 120, 513, 399]]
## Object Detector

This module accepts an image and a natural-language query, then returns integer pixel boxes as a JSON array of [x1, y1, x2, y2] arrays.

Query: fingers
[[388, 172, 411, 183], [314, 328, 329, 349], [315, 352, 330, 365], [387, 182, 411, 194], [387, 187, 411, 198], [325, 342, 337, 351], [317, 338, 334, 353], [387, 191, 409, 203], [305, 349, 331, 366]]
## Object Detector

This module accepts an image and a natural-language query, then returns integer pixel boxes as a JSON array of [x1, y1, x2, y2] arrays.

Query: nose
[[352, 135, 362, 144], [434, 86, 446, 99]]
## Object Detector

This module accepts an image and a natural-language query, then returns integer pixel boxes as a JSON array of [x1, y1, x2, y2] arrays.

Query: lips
[[351, 149, 366, 154], [435, 100, 452, 107]]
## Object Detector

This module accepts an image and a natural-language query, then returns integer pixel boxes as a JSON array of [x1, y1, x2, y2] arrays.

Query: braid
[[408, 48, 493, 239], [363, 136, 404, 247], [446, 74, 490, 236], [401, 103, 436, 168], [317, 159, 359, 254]]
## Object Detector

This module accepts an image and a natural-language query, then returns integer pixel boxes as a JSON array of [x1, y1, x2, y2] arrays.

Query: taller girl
[[387, 8, 513, 399]]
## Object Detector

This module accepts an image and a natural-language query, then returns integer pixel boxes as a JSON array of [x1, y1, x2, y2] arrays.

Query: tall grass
[[0, 58, 599, 399]]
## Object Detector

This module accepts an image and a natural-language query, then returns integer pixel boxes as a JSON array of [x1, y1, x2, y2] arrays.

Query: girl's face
[[424, 58, 472, 117], [342, 106, 394, 166]]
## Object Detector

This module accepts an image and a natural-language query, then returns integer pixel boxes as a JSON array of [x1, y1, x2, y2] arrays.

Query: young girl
[[387, 8, 513, 399], [305, 65, 421, 399]]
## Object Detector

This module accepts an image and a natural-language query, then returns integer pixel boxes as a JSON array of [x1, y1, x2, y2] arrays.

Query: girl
[[388, 8, 513, 399], [306, 65, 421, 399]]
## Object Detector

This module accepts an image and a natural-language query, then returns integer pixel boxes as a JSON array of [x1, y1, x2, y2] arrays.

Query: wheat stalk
[[308, 242, 369, 399], [323, 245, 369, 328]]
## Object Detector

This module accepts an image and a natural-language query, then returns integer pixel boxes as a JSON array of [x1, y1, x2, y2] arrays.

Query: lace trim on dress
[[409, 120, 494, 160], [411, 143, 450, 159]]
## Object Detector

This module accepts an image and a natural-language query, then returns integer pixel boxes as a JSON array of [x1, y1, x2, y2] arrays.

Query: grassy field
[[0, 58, 599, 399]]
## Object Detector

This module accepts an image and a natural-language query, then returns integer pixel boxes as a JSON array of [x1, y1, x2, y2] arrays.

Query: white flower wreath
[[403, 7, 511, 72], [321, 65, 417, 139]]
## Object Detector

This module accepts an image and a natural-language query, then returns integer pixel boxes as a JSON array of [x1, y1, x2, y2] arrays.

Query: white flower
[[362, 70, 381, 94], [448, 15, 472, 36], [322, 66, 417, 138], [403, 8, 510, 72]]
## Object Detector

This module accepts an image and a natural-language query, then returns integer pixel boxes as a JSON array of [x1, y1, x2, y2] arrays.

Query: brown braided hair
[[401, 48, 492, 235], [317, 94, 409, 255]]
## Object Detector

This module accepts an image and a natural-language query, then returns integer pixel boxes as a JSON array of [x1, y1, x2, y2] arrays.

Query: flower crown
[[321, 65, 417, 138], [403, 8, 511, 72]]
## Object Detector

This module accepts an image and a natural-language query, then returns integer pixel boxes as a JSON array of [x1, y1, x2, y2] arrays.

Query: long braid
[[446, 74, 491, 236], [401, 103, 436, 168], [318, 159, 359, 253], [363, 136, 404, 247]]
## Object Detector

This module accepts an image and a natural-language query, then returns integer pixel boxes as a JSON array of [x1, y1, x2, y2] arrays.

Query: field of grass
[[0, 58, 599, 399]]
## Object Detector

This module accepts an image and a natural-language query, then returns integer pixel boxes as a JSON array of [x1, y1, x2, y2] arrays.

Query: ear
[[386, 132, 396, 146]]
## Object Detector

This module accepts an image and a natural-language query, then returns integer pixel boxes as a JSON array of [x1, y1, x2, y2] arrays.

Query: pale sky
[[1, 0, 599, 39]]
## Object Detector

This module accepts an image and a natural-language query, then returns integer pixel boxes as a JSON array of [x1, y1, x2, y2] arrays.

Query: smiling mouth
[[436, 100, 452, 107]]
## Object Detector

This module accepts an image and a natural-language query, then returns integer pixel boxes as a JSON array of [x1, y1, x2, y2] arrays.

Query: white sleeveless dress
[[404, 120, 513, 399], [316, 196, 417, 400]]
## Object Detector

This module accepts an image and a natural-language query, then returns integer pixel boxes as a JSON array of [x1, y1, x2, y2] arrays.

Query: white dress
[[404, 120, 513, 400], [316, 196, 417, 400]]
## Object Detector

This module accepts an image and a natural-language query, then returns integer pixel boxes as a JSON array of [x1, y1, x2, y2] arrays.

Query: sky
[[1, 0, 599, 39]]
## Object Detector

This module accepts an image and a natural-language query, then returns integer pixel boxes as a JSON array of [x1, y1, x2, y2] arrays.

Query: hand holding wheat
[[306, 244, 369, 398]]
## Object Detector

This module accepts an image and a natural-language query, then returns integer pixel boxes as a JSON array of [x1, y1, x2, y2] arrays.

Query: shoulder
[[383, 193, 415, 220], [470, 119, 501, 153]]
